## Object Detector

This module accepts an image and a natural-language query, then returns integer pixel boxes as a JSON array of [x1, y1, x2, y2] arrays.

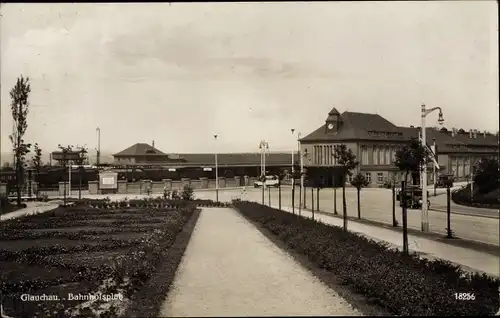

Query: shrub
[[233, 201, 500, 316], [181, 185, 194, 201]]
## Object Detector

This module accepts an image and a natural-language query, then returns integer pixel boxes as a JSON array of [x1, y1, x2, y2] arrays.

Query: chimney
[[451, 128, 456, 137], [474, 129, 478, 139], [152, 140, 155, 148], [483, 130, 487, 137], [469, 129, 473, 138]]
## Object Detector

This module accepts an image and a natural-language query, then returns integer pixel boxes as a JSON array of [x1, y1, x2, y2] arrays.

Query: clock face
[[328, 123, 334, 130]]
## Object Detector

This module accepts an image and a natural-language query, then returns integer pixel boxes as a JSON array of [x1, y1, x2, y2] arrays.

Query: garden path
[[159, 207, 361, 317]]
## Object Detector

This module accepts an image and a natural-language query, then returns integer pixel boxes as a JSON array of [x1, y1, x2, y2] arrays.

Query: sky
[[1, 1, 498, 161]]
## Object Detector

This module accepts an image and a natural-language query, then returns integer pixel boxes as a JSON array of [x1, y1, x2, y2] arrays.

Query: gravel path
[[159, 207, 361, 317]]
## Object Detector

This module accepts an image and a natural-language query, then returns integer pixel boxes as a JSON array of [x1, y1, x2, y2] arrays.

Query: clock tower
[[325, 107, 341, 134]]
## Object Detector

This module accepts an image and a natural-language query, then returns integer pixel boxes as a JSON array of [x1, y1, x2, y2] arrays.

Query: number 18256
[[455, 292, 476, 301]]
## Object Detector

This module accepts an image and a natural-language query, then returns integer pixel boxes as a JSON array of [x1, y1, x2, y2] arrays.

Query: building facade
[[300, 108, 499, 186]]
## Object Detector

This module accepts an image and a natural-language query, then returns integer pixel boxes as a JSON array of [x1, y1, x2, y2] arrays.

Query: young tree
[[277, 170, 287, 211], [333, 144, 359, 231], [31, 143, 43, 198], [56, 144, 73, 206], [393, 137, 432, 254], [350, 173, 370, 219], [74, 145, 88, 200], [9, 75, 32, 206]]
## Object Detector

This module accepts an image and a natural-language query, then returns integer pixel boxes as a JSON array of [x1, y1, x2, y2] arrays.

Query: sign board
[[168, 168, 176, 172], [51, 151, 84, 162], [99, 172, 118, 189], [203, 167, 212, 171]]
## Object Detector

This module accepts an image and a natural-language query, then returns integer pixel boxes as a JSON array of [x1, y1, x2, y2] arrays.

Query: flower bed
[[0, 201, 199, 317], [232, 201, 500, 316], [67, 197, 231, 209]]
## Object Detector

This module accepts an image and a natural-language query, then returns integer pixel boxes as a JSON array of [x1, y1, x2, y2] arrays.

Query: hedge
[[233, 201, 500, 316]]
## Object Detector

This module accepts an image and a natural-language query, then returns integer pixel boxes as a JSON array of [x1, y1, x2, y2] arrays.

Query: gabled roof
[[301, 111, 405, 142], [113, 143, 167, 157]]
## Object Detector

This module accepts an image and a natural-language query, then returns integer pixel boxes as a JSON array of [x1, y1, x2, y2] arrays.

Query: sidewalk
[[0, 201, 60, 222], [262, 202, 499, 278], [159, 208, 361, 317]]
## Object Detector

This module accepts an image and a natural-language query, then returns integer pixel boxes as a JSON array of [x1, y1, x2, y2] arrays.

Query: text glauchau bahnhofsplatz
[[20, 293, 124, 302]]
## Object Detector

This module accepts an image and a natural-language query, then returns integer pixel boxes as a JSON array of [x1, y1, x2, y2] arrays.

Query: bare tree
[[56, 144, 73, 206], [31, 143, 42, 197], [9, 76, 32, 206], [394, 137, 432, 254], [74, 145, 88, 199], [333, 144, 359, 231], [350, 173, 370, 219]]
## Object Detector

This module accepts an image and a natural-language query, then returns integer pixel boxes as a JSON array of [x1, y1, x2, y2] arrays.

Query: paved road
[[159, 208, 361, 317], [429, 194, 499, 218], [195, 186, 499, 246]]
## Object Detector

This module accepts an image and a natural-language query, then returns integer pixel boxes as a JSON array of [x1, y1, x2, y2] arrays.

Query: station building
[[299, 107, 499, 187], [112, 142, 298, 180]]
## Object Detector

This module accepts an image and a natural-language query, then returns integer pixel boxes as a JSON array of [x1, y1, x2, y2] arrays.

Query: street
[[194, 186, 499, 246]]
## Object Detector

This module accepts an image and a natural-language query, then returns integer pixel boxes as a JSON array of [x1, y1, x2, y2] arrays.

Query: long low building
[[111, 143, 299, 180]]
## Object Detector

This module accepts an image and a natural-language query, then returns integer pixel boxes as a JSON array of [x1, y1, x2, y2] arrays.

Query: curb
[[272, 204, 499, 255], [430, 207, 499, 220]]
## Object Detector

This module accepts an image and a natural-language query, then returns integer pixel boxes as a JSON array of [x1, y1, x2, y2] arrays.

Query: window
[[373, 147, 378, 165], [365, 172, 372, 183], [377, 172, 384, 183], [361, 146, 368, 165], [385, 147, 391, 165]]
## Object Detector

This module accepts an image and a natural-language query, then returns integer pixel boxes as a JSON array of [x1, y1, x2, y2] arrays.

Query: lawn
[[0, 199, 200, 317]]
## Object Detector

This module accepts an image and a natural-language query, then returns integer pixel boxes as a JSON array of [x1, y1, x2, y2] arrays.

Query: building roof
[[300, 109, 499, 154], [302, 111, 406, 142], [113, 143, 168, 157]]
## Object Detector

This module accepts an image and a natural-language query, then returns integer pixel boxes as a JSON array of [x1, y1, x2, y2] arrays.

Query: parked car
[[396, 185, 431, 209], [253, 175, 279, 188], [436, 174, 454, 188]]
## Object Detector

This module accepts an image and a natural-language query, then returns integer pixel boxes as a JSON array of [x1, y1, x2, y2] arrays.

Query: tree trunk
[[446, 186, 452, 238], [392, 184, 397, 226], [316, 187, 320, 211], [311, 187, 314, 220], [261, 184, 264, 205], [79, 173, 82, 200], [402, 176, 409, 255], [357, 188, 361, 219], [279, 182, 282, 211], [268, 186, 271, 206], [342, 180, 347, 231], [63, 178, 67, 206], [334, 188, 337, 215], [16, 162, 22, 207]]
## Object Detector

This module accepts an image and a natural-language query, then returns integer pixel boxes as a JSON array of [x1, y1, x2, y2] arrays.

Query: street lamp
[[301, 148, 310, 209], [291, 129, 295, 214], [421, 103, 444, 232], [214, 134, 219, 202], [259, 140, 269, 205]]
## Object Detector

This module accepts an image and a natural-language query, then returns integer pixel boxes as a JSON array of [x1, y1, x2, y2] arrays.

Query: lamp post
[[421, 103, 445, 232], [259, 140, 269, 205], [298, 132, 302, 214], [291, 129, 295, 214], [302, 148, 309, 209], [214, 134, 219, 202]]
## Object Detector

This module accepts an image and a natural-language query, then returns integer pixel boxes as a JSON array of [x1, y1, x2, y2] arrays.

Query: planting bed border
[[124, 208, 202, 317], [233, 201, 500, 316], [233, 206, 390, 316]]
